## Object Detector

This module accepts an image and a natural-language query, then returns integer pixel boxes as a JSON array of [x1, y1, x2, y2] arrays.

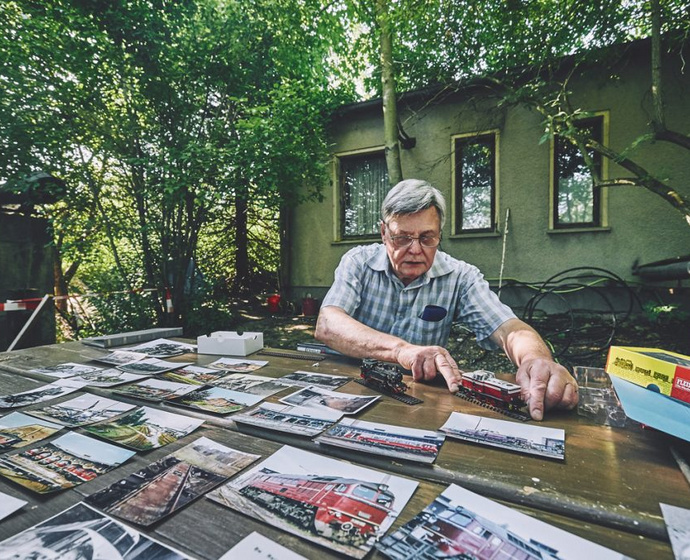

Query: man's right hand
[[395, 343, 463, 393]]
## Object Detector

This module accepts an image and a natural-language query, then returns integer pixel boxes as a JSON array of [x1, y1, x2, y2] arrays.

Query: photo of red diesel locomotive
[[239, 470, 395, 546]]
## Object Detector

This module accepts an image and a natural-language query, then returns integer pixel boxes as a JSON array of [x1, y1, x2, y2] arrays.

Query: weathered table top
[[0, 340, 688, 559]]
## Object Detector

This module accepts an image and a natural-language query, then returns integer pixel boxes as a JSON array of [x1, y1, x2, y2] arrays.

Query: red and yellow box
[[605, 346, 690, 404]]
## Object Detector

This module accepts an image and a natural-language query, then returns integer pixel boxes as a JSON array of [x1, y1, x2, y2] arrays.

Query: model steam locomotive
[[360, 359, 409, 394], [239, 471, 395, 546]]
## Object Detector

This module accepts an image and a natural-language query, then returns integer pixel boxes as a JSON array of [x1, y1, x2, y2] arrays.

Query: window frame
[[451, 130, 499, 235], [549, 113, 609, 231], [333, 147, 389, 243]]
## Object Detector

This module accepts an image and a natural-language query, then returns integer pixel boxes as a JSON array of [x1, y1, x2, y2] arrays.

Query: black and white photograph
[[377, 483, 627, 560], [92, 350, 149, 366], [117, 357, 192, 375], [0, 379, 85, 409], [278, 370, 351, 390], [67, 368, 148, 387], [113, 378, 198, 402], [26, 394, 135, 427], [440, 411, 566, 460], [316, 418, 445, 464], [207, 357, 269, 373], [208, 445, 417, 559], [232, 402, 342, 437], [279, 385, 379, 415], [211, 373, 290, 396], [29, 362, 101, 379], [160, 364, 228, 385], [0, 502, 191, 559], [0, 412, 62, 450], [168, 385, 263, 415], [127, 337, 197, 358], [0, 490, 26, 522], [661, 503, 690, 560], [86, 436, 259, 526]]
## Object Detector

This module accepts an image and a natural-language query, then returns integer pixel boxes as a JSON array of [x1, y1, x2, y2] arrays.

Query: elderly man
[[315, 178, 578, 420]]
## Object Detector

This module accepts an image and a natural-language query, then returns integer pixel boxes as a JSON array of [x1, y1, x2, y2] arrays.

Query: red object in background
[[302, 296, 318, 316], [267, 294, 281, 313]]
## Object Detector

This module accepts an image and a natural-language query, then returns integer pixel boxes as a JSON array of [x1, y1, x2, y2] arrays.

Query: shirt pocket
[[408, 316, 452, 346]]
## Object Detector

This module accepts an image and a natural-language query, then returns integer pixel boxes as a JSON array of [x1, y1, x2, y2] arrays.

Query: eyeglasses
[[386, 231, 441, 248]]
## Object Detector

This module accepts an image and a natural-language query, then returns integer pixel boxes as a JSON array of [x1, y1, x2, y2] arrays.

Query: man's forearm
[[315, 306, 409, 363], [490, 318, 554, 366]]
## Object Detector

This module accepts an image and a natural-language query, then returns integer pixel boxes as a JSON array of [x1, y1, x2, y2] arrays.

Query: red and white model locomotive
[[459, 370, 525, 412]]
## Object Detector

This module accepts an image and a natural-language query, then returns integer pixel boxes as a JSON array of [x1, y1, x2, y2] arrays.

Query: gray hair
[[381, 179, 446, 229]]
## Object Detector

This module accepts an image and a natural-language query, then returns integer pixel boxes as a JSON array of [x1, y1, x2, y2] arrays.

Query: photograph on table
[[126, 337, 197, 358], [440, 411, 566, 460], [219, 532, 306, 560], [0, 490, 26, 522], [207, 445, 417, 559], [168, 386, 263, 415], [91, 350, 148, 366], [206, 357, 269, 373], [377, 483, 627, 560], [0, 431, 135, 494], [0, 379, 84, 409], [83, 406, 204, 451], [26, 394, 135, 427], [278, 370, 351, 390], [315, 418, 445, 464], [279, 385, 379, 415], [86, 436, 259, 526], [29, 362, 102, 378], [211, 373, 290, 397], [0, 502, 192, 559], [0, 412, 62, 450], [117, 357, 192, 375], [661, 503, 690, 560], [112, 378, 198, 402], [160, 364, 229, 385], [66, 368, 147, 387], [232, 402, 342, 437]]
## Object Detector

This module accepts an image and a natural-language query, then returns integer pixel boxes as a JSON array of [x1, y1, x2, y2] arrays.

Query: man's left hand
[[515, 358, 579, 421]]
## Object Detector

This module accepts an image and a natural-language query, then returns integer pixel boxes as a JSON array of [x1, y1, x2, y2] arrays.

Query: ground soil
[[233, 297, 690, 374]]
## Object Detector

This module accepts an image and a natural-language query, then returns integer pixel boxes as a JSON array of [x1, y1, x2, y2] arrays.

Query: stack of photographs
[[279, 385, 379, 415], [207, 357, 268, 373], [0, 412, 62, 450], [126, 338, 197, 358], [83, 406, 204, 451], [65, 368, 146, 387], [168, 386, 263, 415], [0, 431, 135, 494], [440, 411, 566, 460], [377, 484, 627, 560], [0, 503, 192, 559], [316, 418, 445, 464], [29, 362, 102, 379], [208, 445, 417, 559], [116, 357, 192, 375], [86, 437, 259, 526], [112, 378, 198, 402], [26, 395, 135, 427], [232, 403, 342, 437], [92, 350, 148, 367], [0, 379, 85, 409], [211, 373, 290, 397], [160, 364, 228, 385]]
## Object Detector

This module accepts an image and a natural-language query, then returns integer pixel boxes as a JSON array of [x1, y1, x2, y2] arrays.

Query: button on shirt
[[321, 244, 516, 349]]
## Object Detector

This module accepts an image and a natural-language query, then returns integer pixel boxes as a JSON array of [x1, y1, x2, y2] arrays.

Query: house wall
[[288, 45, 690, 311], [0, 214, 55, 350]]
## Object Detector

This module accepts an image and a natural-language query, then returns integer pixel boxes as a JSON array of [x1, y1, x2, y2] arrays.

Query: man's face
[[381, 207, 441, 285]]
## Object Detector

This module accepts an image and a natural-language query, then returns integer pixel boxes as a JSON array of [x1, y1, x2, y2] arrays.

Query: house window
[[339, 151, 389, 239], [454, 133, 497, 233], [553, 116, 603, 228]]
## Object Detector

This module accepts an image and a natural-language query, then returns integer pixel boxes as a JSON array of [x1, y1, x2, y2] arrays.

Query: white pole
[[7, 294, 51, 352], [498, 208, 511, 292]]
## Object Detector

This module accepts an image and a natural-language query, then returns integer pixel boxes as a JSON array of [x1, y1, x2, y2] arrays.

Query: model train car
[[239, 471, 395, 546], [360, 359, 409, 394], [459, 370, 525, 411]]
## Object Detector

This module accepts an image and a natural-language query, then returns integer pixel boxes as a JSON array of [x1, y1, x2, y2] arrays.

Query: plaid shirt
[[321, 244, 515, 349]]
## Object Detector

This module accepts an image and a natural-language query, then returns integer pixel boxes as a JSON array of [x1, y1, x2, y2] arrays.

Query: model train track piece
[[455, 388, 531, 422], [258, 348, 326, 361], [354, 378, 423, 405]]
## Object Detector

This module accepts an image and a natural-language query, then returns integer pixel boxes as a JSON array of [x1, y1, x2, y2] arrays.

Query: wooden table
[[0, 340, 688, 559]]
